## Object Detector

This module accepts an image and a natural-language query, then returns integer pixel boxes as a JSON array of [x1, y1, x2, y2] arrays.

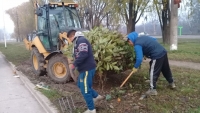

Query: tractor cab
[[23, 2, 83, 83], [35, 2, 83, 52]]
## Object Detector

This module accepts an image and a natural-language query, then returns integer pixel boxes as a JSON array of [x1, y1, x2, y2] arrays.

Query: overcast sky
[[0, 0, 188, 34], [0, 0, 148, 34], [0, 0, 28, 33]]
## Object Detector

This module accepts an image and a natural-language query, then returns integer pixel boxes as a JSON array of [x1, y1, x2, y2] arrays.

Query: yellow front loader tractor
[[24, 2, 86, 83]]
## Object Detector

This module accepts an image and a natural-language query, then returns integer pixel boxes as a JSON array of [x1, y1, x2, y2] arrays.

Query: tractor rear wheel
[[47, 54, 71, 83], [31, 47, 46, 76]]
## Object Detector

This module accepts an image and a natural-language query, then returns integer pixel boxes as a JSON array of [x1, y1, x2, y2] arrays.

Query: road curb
[[0, 52, 59, 113]]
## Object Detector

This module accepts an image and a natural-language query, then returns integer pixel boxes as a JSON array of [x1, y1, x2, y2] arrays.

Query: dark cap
[[67, 29, 77, 38]]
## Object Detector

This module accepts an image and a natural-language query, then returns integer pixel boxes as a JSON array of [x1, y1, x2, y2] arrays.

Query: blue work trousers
[[77, 68, 98, 110]]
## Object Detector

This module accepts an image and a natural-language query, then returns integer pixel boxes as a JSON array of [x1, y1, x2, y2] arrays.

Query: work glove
[[132, 67, 138, 73]]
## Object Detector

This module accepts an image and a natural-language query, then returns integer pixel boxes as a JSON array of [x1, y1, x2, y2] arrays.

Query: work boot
[[145, 89, 158, 96], [83, 109, 96, 113], [169, 82, 176, 89], [93, 95, 104, 103]]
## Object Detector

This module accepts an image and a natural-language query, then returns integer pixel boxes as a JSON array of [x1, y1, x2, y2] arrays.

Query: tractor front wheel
[[47, 54, 71, 83]]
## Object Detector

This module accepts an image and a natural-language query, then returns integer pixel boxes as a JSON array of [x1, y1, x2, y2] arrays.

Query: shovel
[[116, 71, 135, 102], [120, 70, 135, 88], [119, 70, 147, 100]]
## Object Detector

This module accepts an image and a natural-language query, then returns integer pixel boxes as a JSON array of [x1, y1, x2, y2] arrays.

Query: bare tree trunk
[[170, 0, 178, 50], [89, 0, 93, 28], [127, 23, 136, 33], [127, 21, 135, 33], [162, 0, 171, 44], [127, 23, 131, 34], [163, 25, 170, 44], [155, 0, 170, 44]]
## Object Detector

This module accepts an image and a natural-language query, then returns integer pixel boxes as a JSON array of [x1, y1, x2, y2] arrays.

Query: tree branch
[[154, 0, 163, 30], [124, 6, 129, 23], [135, 0, 150, 23], [136, 0, 142, 12], [99, 13, 108, 22], [98, 3, 106, 18]]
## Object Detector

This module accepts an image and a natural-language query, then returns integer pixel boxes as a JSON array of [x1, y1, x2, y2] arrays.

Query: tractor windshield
[[49, 7, 81, 31]]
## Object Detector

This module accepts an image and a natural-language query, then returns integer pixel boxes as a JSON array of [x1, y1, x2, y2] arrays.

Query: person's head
[[127, 39, 134, 46], [67, 30, 85, 42], [126, 31, 138, 46], [67, 29, 77, 42]]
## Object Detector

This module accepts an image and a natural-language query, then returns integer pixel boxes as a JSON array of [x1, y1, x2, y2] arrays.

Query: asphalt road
[[0, 54, 45, 113]]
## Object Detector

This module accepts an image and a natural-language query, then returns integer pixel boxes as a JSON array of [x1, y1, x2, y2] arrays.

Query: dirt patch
[[16, 59, 200, 113], [16, 59, 79, 92], [16, 59, 151, 113]]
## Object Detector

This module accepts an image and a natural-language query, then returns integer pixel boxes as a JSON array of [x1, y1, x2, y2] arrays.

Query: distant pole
[[2, 0, 6, 48]]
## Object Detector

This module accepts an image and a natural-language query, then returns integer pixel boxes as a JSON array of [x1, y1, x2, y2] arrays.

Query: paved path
[[169, 60, 200, 70], [144, 59, 200, 70], [153, 35, 200, 39], [0, 54, 46, 113]]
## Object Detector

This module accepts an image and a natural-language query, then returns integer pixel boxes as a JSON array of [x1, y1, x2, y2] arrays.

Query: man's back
[[74, 36, 96, 73], [135, 36, 166, 59]]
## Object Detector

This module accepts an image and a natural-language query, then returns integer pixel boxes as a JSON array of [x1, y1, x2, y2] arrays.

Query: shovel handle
[[120, 71, 134, 88]]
